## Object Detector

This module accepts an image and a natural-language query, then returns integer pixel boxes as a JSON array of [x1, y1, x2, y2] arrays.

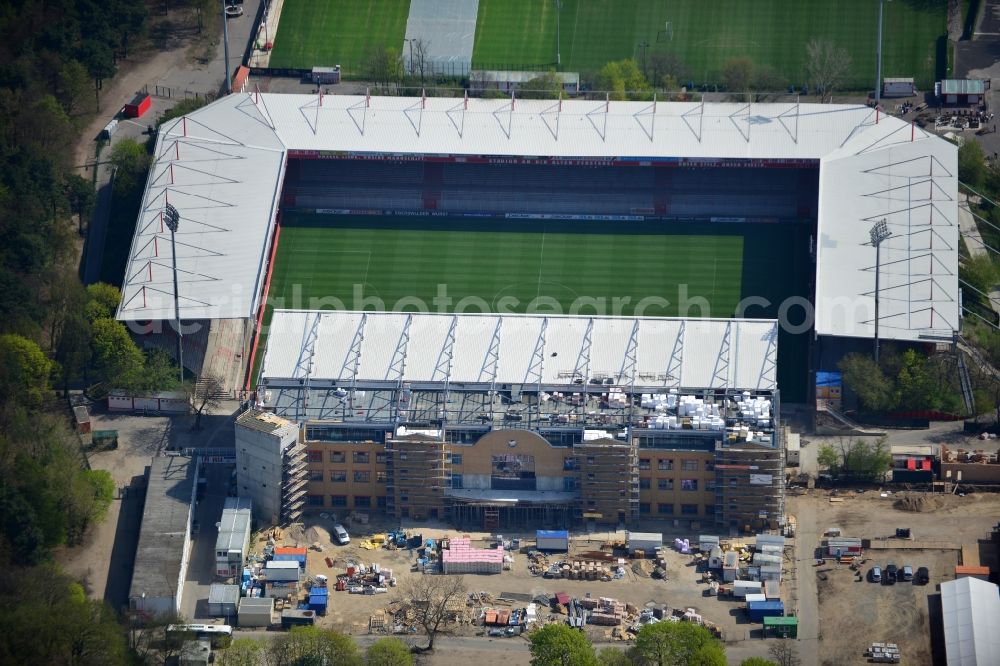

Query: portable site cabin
[[722, 551, 740, 582], [732, 580, 763, 598], [764, 579, 781, 600], [263, 560, 302, 582], [756, 534, 786, 549], [207, 584, 239, 618], [753, 552, 782, 567], [936, 79, 989, 105], [238, 597, 273, 627], [699, 535, 720, 553], [759, 564, 782, 582], [745, 593, 767, 604], [785, 433, 800, 466], [627, 531, 663, 555], [708, 546, 724, 569], [280, 609, 315, 629], [882, 78, 915, 98], [826, 538, 863, 558], [763, 615, 798, 638], [536, 530, 569, 552]]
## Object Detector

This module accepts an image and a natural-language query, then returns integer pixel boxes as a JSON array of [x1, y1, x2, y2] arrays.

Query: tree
[[838, 353, 894, 411], [830, 437, 891, 481], [85, 283, 122, 322], [0, 334, 54, 409], [221, 638, 265, 666], [632, 622, 725, 666], [959, 140, 988, 189], [961, 253, 1000, 321], [366, 637, 413, 666], [366, 46, 404, 92], [266, 626, 360, 666], [63, 470, 115, 544], [157, 97, 209, 128], [767, 642, 802, 666], [893, 348, 946, 411], [520, 71, 565, 99], [740, 659, 778, 666], [78, 39, 117, 108], [65, 173, 95, 234], [107, 138, 151, 194], [188, 373, 223, 429], [751, 65, 786, 102], [598, 647, 633, 666], [401, 574, 467, 651], [722, 57, 754, 96], [647, 52, 689, 91], [595, 59, 651, 101], [817, 443, 839, 473], [805, 39, 851, 102], [58, 59, 93, 114], [90, 318, 145, 389], [528, 624, 599, 666], [409, 38, 431, 83]]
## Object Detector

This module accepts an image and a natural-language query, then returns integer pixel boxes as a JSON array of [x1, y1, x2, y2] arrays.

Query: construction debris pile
[[333, 561, 396, 594], [865, 642, 901, 663]]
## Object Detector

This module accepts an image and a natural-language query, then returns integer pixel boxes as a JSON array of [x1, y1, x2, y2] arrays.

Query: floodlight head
[[164, 203, 180, 233], [869, 219, 891, 246]]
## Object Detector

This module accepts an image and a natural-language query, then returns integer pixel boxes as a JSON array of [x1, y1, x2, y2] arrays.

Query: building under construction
[[243, 311, 784, 531]]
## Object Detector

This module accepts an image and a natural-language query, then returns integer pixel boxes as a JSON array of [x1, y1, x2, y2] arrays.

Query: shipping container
[[536, 530, 569, 552], [882, 78, 915, 98], [747, 600, 784, 622], [626, 531, 663, 554], [312, 66, 341, 85], [280, 609, 316, 629], [263, 560, 302, 582], [124, 92, 151, 118], [272, 554, 307, 568], [207, 584, 239, 618]]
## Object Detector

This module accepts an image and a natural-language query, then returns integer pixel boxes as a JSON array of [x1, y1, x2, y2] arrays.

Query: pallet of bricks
[[563, 560, 612, 581], [580, 597, 626, 625]]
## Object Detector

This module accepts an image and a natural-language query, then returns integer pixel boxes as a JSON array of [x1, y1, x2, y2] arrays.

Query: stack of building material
[[585, 597, 627, 625], [441, 538, 504, 574]]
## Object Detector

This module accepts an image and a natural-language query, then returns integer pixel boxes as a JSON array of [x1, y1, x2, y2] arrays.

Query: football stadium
[[118, 92, 958, 529]]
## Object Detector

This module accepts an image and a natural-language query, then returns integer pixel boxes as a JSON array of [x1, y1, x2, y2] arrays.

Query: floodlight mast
[[164, 203, 184, 383], [870, 219, 892, 365]]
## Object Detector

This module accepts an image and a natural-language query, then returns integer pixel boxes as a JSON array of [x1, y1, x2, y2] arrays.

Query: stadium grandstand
[[117, 90, 958, 529]]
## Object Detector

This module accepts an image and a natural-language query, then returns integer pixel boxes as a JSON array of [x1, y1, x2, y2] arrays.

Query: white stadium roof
[[260, 310, 778, 392], [116, 92, 958, 343], [941, 576, 1000, 666]]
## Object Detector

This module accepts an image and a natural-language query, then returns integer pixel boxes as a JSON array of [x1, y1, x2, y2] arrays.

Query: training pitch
[[473, 0, 945, 89], [267, 0, 409, 71]]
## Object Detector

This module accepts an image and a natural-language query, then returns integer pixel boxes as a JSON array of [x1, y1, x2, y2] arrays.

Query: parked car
[[915, 567, 930, 585], [333, 524, 350, 545], [900, 565, 913, 582], [884, 563, 897, 584], [869, 566, 882, 583]]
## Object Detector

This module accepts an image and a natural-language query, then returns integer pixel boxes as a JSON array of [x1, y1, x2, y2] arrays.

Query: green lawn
[[267, 0, 410, 70], [255, 214, 810, 398], [472, 0, 945, 89], [267, 216, 744, 318]]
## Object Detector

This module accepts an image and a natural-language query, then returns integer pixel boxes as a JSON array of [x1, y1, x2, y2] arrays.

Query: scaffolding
[[385, 436, 448, 521], [713, 435, 785, 532], [281, 440, 308, 523], [574, 437, 640, 526]]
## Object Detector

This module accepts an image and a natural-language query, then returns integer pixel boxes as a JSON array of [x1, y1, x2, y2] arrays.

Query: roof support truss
[[710, 321, 733, 389], [665, 321, 685, 387]]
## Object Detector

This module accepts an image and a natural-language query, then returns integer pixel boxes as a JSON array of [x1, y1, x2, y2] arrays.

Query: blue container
[[747, 600, 784, 622]]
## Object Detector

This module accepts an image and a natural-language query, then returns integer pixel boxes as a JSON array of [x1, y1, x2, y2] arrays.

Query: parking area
[[788, 490, 1000, 666]]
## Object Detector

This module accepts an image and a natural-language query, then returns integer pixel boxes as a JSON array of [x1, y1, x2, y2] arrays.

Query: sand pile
[[893, 493, 943, 512]]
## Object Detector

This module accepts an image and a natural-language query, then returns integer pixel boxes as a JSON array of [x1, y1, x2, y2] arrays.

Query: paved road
[[182, 462, 236, 621], [790, 498, 819, 666]]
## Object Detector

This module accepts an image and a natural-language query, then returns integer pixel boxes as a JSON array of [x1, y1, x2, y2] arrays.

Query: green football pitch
[[472, 0, 945, 89], [267, 0, 410, 70], [255, 215, 811, 398]]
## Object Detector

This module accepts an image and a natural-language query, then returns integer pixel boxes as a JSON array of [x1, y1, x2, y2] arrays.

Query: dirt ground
[[790, 490, 1000, 666], [257, 512, 789, 664]]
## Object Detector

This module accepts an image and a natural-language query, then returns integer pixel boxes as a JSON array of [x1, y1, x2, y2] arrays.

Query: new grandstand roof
[[259, 310, 778, 392], [116, 93, 958, 343]]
